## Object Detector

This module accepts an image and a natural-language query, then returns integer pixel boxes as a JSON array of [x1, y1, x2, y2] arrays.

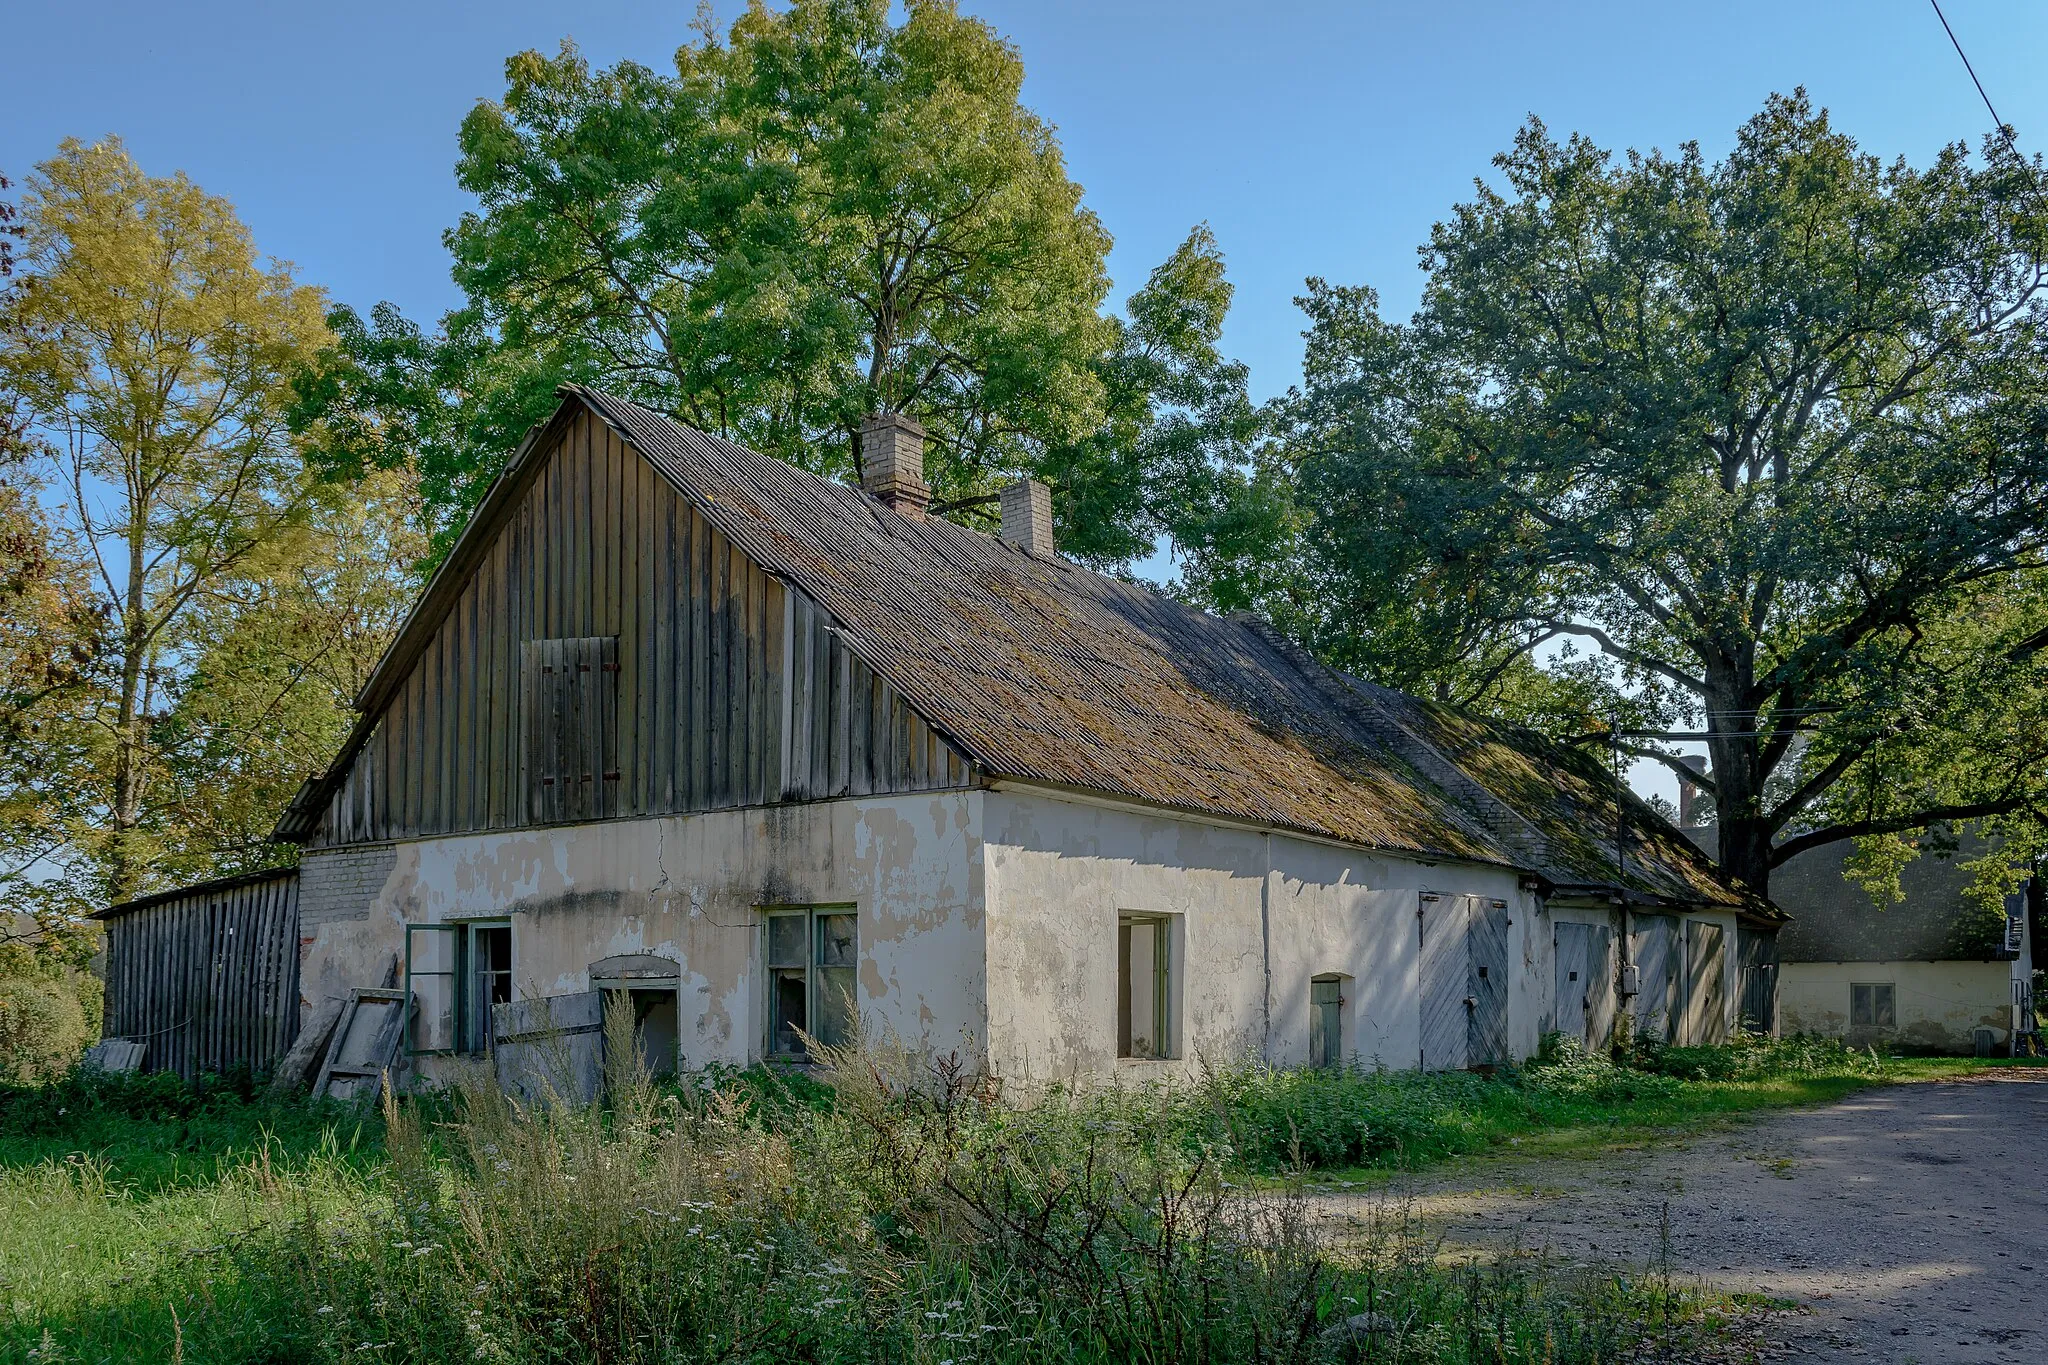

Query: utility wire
[[1930, 0, 2030, 166]]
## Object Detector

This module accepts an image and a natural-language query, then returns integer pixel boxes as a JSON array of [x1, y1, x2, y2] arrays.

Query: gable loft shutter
[[528, 636, 620, 825]]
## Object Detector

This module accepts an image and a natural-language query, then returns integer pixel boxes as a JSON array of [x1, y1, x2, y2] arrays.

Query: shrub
[[1625, 1031, 1881, 1082], [1522, 1035, 1685, 1104], [0, 971, 94, 1084]]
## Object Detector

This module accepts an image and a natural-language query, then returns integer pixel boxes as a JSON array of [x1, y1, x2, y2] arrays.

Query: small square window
[[1117, 913, 1178, 1059], [1850, 982, 1895, 1029], [765, 906, 859, 1059]]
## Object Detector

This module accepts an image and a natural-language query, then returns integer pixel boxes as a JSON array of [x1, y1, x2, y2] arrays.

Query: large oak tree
[[1263, 93, 2048, 899]]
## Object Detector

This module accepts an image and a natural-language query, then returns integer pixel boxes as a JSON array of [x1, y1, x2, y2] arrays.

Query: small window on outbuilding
[[1850, 982, 1895, 1029], [527, 636, 620, 824], [1117, 912, 1178, 1060], [764, 906, 858, 1059]]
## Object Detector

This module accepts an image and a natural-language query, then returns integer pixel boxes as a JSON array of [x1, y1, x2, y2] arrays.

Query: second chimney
[[860, 412, 929, 520], [998, 478, 1055, 556], [1676, 754, 1707, 827]]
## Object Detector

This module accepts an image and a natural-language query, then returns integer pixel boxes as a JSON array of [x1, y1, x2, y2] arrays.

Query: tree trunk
[[1702, 663, 1774, 901], [106, 518, 150, 902]]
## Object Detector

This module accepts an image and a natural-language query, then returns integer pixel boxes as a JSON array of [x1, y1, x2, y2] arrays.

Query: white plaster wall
[[979, 787, 1532, 1085], [1780, 959, 2012, 1053], [298, 791, 984, 1084]]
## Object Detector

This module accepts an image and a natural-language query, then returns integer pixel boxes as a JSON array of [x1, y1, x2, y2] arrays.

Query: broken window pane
[[771, 968, 808, 1056]]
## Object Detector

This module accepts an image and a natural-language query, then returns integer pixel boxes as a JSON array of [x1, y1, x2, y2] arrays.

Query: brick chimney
[[998, 478, 1054, 555], [859, 412, 929, 520], [1676, 755, 1707, 827]]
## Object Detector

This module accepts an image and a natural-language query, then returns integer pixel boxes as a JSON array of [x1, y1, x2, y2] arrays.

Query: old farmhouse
[[99, 387, 1778, 1089]]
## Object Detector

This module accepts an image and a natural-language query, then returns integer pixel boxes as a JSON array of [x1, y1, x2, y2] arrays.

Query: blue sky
[[9, 1, 2042, 405], [5, 0, 2041, 801]]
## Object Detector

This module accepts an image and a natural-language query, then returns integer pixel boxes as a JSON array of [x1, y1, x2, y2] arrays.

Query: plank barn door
[[1632, 915, 1679, 1044], [1583, 924, 1616, 1050], [1684, 920, 1729, 1045], [1737, 925, 1778, 1036], [1553, 922, 1591, 1048], [1467, 897, 1510, 1066], [1418, 892, 1469, 1070]]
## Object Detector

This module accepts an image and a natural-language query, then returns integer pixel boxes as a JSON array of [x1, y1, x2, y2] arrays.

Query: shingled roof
[[556, 387, 1758, 916]]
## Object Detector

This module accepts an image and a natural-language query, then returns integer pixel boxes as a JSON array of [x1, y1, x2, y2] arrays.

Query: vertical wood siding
[[100, 870, 301, 1081], [313, 412, 968, 848]]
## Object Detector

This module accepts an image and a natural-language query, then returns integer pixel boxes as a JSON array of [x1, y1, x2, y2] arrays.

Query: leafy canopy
[[0, 138, 334, 899], [302, 1, 1266, 569], [1251, 92, 2048, 896]]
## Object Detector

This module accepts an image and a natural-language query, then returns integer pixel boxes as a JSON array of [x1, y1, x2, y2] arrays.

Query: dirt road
[[1317, 1072, 2048, 1363]]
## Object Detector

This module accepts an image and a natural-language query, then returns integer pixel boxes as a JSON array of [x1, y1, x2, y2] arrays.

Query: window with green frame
[[405, 921, 513, 1056], [764, 907, 857, 1059], [1117, 912, 1177, 1059]]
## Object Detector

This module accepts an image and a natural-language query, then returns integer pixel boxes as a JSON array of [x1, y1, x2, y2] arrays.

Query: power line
[[1930, 0, 2027, 162]]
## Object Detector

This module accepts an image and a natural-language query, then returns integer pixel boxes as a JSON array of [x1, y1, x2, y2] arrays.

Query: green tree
[[298, 2, 1259, 568], [1265, 93, 2048, 899], [0, 138, 332, 899], [149, 466, 426, 883]]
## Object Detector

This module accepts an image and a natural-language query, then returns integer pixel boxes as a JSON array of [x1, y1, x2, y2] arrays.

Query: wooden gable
[[306, 407, 971, 848]]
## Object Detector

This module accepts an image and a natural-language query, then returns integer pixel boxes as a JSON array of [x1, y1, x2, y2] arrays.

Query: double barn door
[[1419, 893, 1511, 1071]]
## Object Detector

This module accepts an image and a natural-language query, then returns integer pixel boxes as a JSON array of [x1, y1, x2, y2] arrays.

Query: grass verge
[[0, 1031, 2031, 1363]]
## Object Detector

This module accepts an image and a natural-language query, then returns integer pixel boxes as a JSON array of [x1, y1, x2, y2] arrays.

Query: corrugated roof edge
[[98, 864, 300, 920]]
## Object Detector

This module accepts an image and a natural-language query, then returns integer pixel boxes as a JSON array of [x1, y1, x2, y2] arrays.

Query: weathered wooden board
[[98, 868, 300, 1081], [310, 411, 968, 848], [493, 991, 605, 1106], [81, 1039, 146, 1073], [268, 994, 345, 1097]]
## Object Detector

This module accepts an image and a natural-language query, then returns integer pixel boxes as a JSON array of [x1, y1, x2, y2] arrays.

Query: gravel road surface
[[1316, 1072, 2048, 1363]]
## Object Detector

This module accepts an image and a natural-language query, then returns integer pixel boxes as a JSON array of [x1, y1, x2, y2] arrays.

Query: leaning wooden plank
[[268, 995, 346, 1098], [312, 989, 406, 1102]]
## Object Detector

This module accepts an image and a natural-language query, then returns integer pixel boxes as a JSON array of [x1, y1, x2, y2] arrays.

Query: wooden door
[[1418, 893, 1469, 1070], [1468, 897, 1510, 1066], [1632, 915, 1679, 1044], [1685, 920, 1729, 1044], [1737, 925, 1778, 1036], [1554, 922, 1590, 1048], [1583, 924, 1616, 1050], [1309, 977, 1344, 1068]]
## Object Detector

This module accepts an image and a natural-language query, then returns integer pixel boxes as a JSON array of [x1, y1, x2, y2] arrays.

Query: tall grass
[[3, 1026, 1901, 1362]]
